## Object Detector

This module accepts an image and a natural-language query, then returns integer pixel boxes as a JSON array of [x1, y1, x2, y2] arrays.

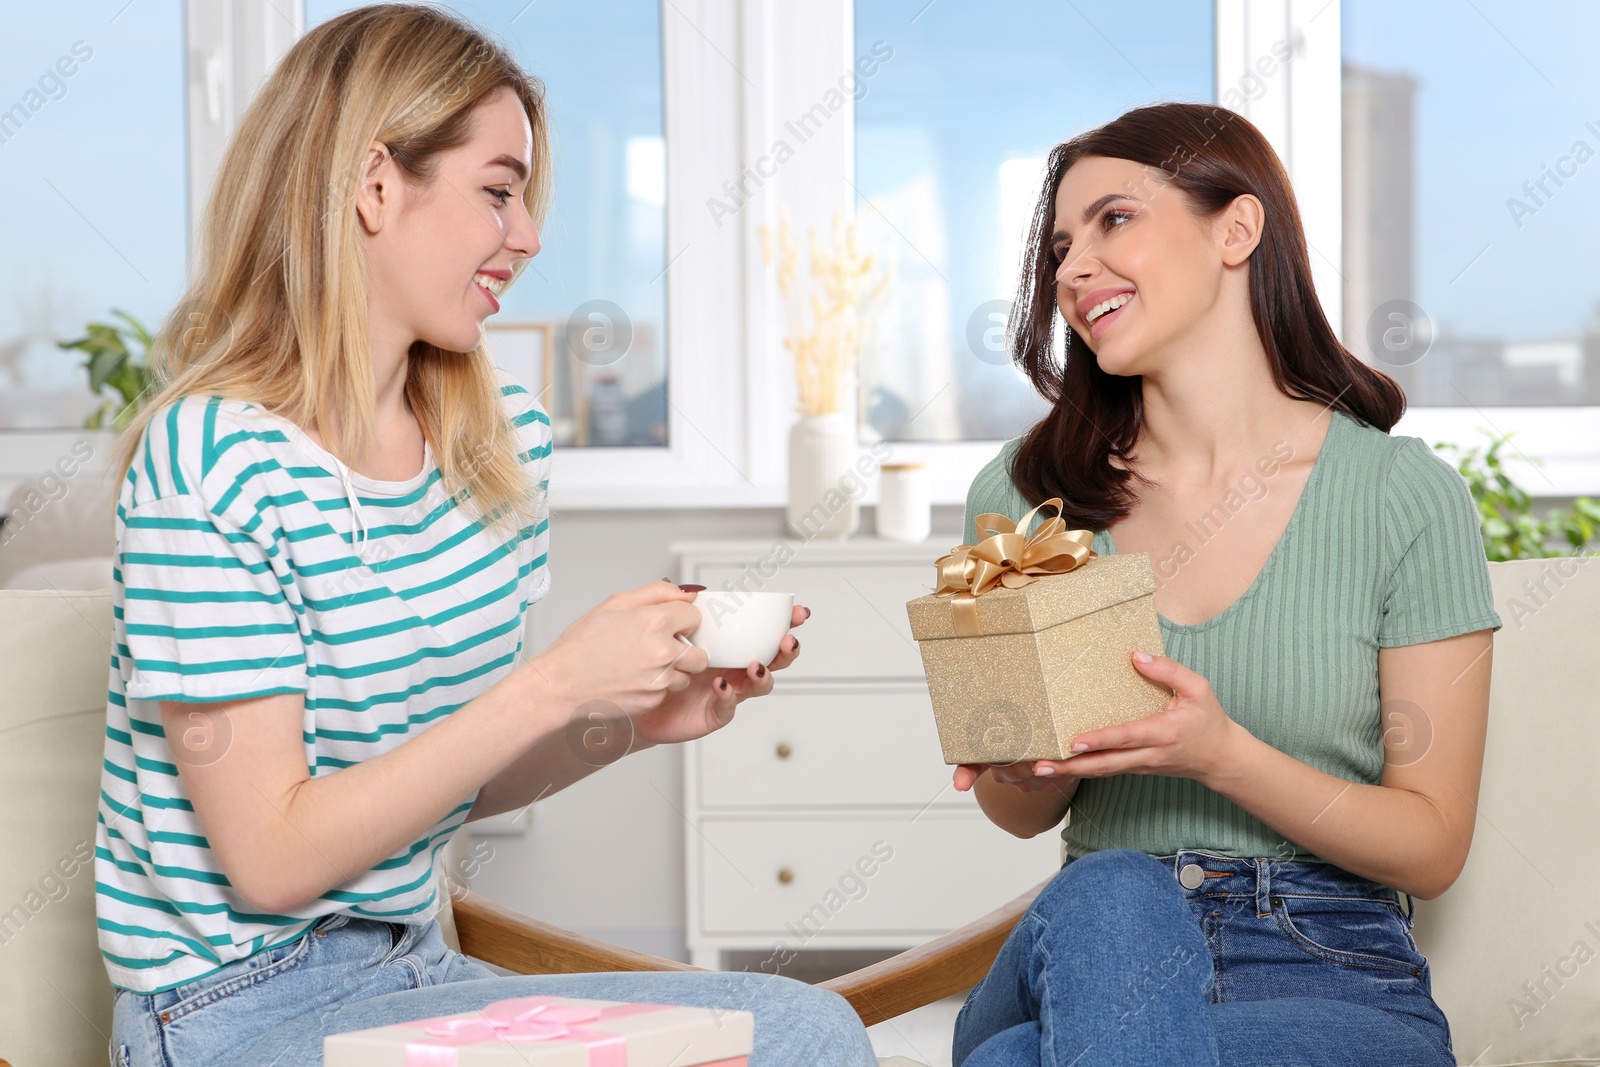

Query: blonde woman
[[98, 6, 874, 1065]]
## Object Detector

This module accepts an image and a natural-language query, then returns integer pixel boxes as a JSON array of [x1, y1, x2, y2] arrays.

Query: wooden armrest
[[452, 890, 702, 976], [819, 877, 1046, 1027], [452, 876, 1048, 1028]]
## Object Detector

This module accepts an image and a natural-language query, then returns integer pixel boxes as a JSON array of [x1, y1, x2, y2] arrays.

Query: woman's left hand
[[1028, 651, 1246, 787], [629, 604, 809, 748]]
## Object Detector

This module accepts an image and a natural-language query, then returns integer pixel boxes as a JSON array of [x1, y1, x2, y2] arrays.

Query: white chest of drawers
[[672, 538, 1062, 970]]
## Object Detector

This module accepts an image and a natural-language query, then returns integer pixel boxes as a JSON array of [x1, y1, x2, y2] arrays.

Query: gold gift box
[[906, 551, 1171, 764]]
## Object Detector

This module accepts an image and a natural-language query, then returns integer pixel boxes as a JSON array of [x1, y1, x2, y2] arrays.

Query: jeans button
[[1178, 862, 1205, 890]]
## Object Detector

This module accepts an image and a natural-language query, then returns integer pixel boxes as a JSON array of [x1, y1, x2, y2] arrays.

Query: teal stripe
[[312, 613, 427, 646], [349, 888, 438, 919], [101, 789, 145, 824], [214, 460, 290, 516], [124, 621, 299, 640], [142, 432, 160, 502], [132, 685, 304, 705], [210, 427, 292, 470], [165, 403, 187, 495], [308, 652, 511, 714], [95, 845, 233, 888], [511, 407, 552, 428], [104, 819, 209, 850], [372, 519, 483, 574], [127, 652, 301, 676], [122, 551, 269, 575], [395, 540, 516, 599], [125, 586, 282, 605], [306, 468, 445, 511], [311, 614, 520, 681], [126, 717, 165, 739], [105, 784, 195, 814], [348, 495, 462, 542], [202, 397, 219, 477], [94, 879, 307, 926], [98, 918, 229, 960]]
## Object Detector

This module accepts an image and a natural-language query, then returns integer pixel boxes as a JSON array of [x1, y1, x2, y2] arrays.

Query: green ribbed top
[[963, 410, 1503, 862]]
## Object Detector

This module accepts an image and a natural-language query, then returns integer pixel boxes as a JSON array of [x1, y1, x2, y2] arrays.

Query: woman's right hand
[[531, 579, 708, 716], [954, 760, 1080, 795]]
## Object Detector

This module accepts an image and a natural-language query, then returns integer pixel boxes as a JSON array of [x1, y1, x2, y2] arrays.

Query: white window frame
[[0, 0, 303, 506], [5, 0, 1593, 509], [1221, 0, 1600, 498]]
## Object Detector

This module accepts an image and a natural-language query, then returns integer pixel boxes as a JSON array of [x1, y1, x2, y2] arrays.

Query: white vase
[[786, 411, 860, 540]]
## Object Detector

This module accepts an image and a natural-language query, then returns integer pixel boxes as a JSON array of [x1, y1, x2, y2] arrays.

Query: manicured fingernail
[[755, 664, 767, 678], [803, 607, 812, 620], [1035, 764, 1056, 777], [714, 677, 728, 692], [679, 583, 706, 593], [1133, 650, 1153, 664], [1072, 741, 1089, 752], [790, 637, 799, 652]]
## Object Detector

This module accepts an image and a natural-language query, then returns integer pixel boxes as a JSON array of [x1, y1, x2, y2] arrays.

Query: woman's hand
[[1057, 650, 1246, 787], [953, 760, 1078, 795], [533, 580, 709, 717], [630, 602, 810, 748]]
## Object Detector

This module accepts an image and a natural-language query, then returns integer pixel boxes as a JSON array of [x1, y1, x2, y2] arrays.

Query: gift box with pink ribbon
[[905, 497, 1171, 764], [322, 994, 754, 1066]]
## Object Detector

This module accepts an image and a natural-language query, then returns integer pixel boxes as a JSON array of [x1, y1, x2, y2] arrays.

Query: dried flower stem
[[760, 207, 892, 416]]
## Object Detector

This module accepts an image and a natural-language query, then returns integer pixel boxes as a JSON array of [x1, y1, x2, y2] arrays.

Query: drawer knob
[[775, 742, 792, 760], [777, 867, 794, 885]]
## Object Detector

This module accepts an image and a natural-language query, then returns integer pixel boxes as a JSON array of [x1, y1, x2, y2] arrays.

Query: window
[[306, 0, 669, 448], [1343, 0, 1600, 407], [0, 5, 188, 431], [852, 0, 1215, 444]]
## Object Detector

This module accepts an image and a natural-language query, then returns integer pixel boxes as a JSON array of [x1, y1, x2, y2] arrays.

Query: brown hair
[[1007, 102, 1404, 529]]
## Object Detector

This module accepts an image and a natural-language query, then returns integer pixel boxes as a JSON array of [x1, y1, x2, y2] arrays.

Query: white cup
[[877, 462, 931, 542], [683, 591, 795, 668]]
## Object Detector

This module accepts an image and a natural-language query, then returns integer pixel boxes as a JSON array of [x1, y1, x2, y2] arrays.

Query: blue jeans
[[953, 848, 1455, 1067], [110, 912, 876, 1066]]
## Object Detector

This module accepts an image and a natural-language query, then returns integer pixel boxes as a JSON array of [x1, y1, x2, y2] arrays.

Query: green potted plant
[[57, 308, 154, 432], [1435, 429, 1600, 561]]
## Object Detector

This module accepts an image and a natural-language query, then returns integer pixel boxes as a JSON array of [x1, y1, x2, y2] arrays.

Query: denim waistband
[[1151, 849, 1415, 923]]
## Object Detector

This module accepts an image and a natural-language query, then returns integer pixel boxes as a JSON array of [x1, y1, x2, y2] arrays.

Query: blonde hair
[[109, 2, 552, 539]]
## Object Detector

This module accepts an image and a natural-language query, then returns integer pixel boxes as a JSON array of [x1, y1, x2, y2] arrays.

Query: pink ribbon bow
[[402, 995, 667, 1066]]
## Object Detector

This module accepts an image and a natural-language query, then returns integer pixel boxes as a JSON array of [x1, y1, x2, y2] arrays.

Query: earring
[[1063, 323, 1074, 349]]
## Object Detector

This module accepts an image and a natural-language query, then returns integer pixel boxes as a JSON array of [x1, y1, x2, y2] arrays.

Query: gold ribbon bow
[[933, 497, 1096, 637]]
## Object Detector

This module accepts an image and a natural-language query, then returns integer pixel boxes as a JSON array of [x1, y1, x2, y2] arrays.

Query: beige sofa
[[1, 557, 1596, 1065]]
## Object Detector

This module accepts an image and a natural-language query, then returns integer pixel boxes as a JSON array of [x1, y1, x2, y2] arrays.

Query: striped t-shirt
[[964, 409, 1503, 863], [96, 368, 552, 995]]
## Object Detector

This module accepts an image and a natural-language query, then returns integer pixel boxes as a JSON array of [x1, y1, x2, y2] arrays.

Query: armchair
[[0, 586, 1034, 1067], [6, 554, 1599, 1066]]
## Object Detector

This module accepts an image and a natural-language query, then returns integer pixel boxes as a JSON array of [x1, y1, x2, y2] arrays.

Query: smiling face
[[1050, 155, 1237, 377], [357, 86, 541, 356]]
